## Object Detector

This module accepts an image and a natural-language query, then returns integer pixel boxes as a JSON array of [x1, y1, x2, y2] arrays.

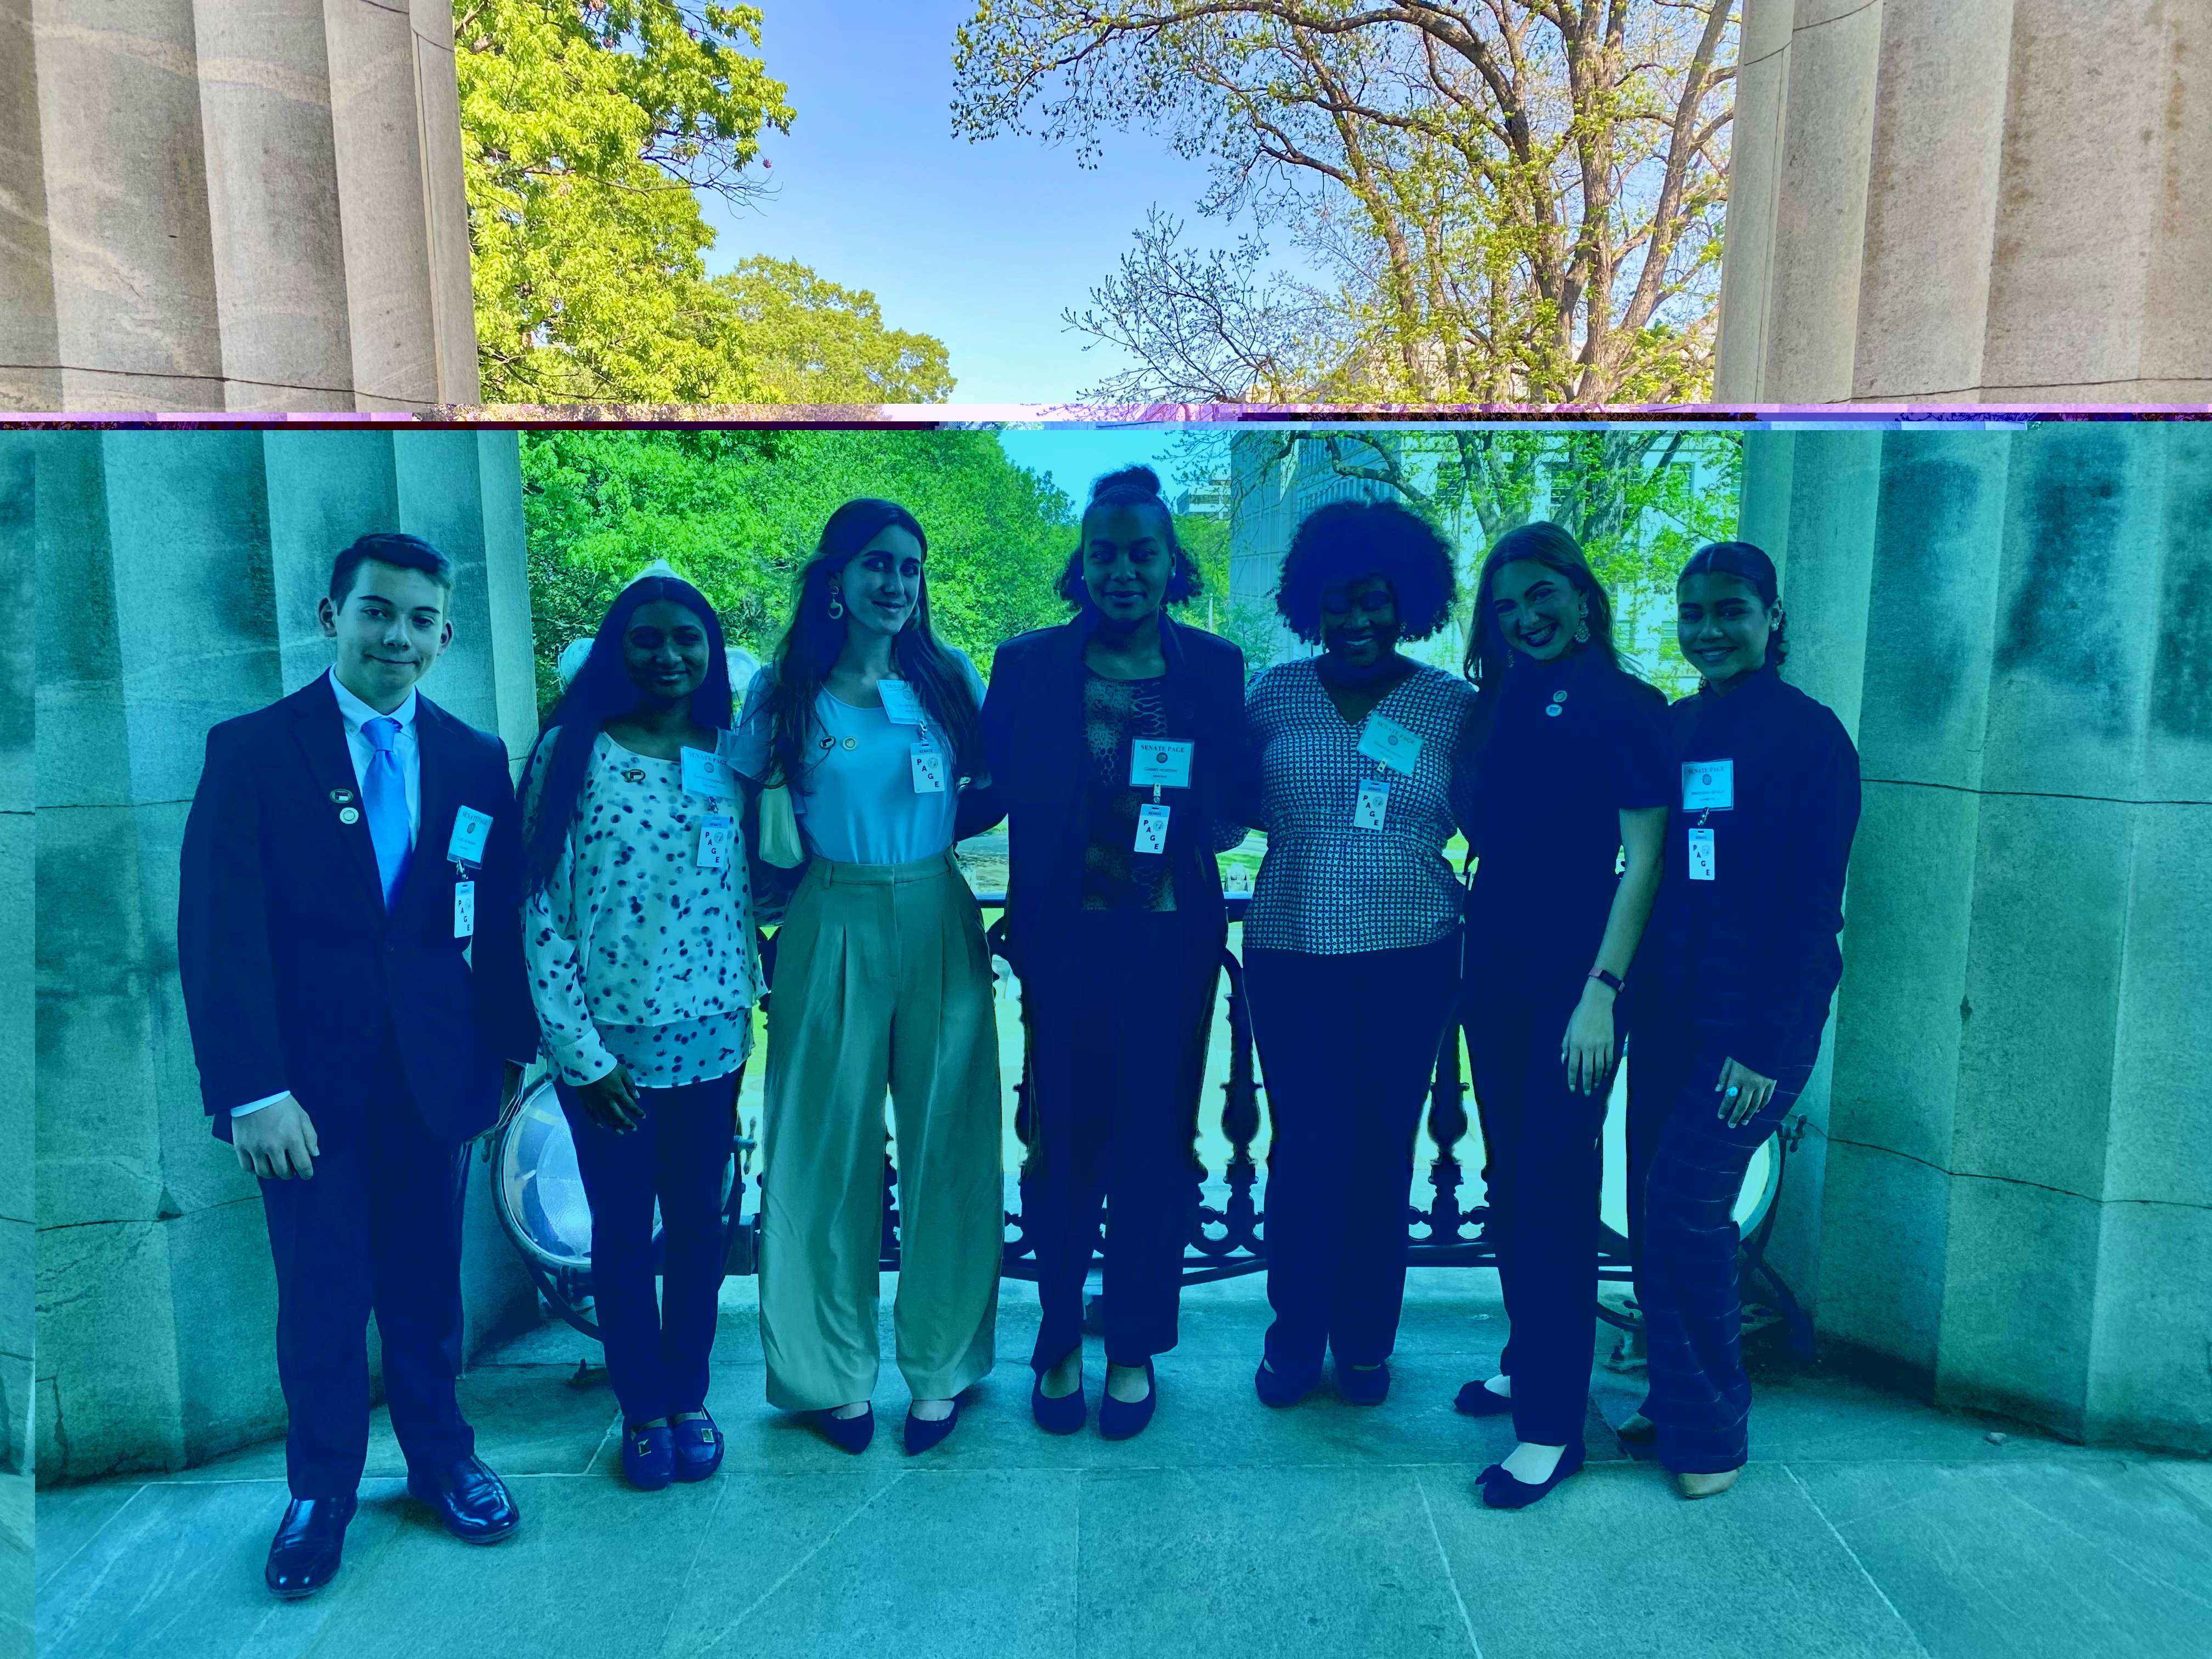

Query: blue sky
[[700, 2, 1252, 404]]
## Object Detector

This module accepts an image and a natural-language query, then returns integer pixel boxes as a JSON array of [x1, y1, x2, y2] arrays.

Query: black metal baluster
[[1218, 948, 1262, 1260], [1424, 1024, 1471, 1251]]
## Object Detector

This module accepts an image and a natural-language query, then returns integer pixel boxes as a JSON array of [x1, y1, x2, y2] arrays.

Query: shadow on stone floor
[[33, 1270, 2211, 1659]]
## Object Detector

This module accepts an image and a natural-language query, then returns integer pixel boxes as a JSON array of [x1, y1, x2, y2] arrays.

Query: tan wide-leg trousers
[[758, 851, 1003, 1409]]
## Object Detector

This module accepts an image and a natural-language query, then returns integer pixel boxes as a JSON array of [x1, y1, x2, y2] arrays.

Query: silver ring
[[1725, 1085, 1741, 1098]]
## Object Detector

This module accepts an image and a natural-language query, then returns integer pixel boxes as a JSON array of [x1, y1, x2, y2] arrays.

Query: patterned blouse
[[1081, 671, 1177, 911], [524, 728, 758, 1088], [1243, 659, 1476, 954]]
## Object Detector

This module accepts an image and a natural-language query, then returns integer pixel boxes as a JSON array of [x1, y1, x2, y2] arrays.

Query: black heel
[[815, 1405, 873, 1454]]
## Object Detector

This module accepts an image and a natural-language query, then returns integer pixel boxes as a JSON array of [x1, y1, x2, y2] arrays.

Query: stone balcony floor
[[32, 1269, 2212, 1659]]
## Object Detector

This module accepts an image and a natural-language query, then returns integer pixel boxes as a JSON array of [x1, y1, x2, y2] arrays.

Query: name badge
[[447, 805, 493, 867], [682, 744, 736, 802], [878, 678, 928, 725], [910, 743, 947, 794], [1353, 777, 1390, 830], [1129, 739, 1195, 789], [1688, 826, 1717, 881], [1356, 713, 1423, 774], [698, 813, 734, 869], [1135, 802, 1171, 854], [453, 878, 476, 938], [1682, 759, 1734, 811]]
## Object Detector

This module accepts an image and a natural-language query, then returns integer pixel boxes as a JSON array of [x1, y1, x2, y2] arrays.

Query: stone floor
[[32, 1269, 2212, 1659]]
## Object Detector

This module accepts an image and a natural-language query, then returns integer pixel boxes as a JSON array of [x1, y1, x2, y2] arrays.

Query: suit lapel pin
[[330, 788, 355, 803], [338, 805, 362, 824]]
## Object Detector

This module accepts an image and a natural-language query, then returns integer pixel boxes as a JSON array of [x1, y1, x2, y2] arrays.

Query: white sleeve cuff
[[230, 1091, 289, 1118]]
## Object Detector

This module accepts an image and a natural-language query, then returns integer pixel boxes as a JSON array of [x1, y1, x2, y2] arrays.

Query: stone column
[[1718, 0, 2212, 403], [1, 0, 480, 413], [1741, 424, 2212, 1451], [33, 428, 539, 1482], [0, 439, 33, 1474]]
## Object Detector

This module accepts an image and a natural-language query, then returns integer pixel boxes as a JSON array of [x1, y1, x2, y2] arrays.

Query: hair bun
[[1088, 463, 1165, 504]]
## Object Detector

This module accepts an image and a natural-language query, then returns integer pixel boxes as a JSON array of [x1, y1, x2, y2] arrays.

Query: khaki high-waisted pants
[[758, 851, 1003, 1409]]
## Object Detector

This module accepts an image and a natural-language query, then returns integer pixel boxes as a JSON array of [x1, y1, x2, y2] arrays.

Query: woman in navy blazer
[[960, 465, 1251, 1440]]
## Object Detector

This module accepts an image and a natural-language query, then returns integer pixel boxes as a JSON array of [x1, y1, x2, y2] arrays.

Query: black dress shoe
[[1098, 1359, 1156, 1442], [816, 1405, 874, 1454], [266, 1494, 357, 1599], [1453, 1378, 1515, 1418], [904, 1399, 961, 1455], [406, 1455, 521, 1544], [1477, 1443, 1587, 1509]]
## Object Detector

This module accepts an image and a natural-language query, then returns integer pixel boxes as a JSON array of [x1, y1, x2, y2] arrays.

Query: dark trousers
[[1245, 937, 1462, 1372], [1627, 1018, 1814, 1474], [1461, 958, 1621, 1450], [1022, 909, 1217, 1372], [261, 1019, 473, 1498], [557, 1067, 743, 1426]]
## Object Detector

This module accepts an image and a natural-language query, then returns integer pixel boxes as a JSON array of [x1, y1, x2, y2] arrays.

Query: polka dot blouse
[[524, 727, 759, 1088]]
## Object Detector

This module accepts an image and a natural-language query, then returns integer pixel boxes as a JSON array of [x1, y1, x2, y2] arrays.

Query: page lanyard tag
[[1681, 758, 1734, 811], [1135, 802, 1171, 854], [682, 744, 737, 802], [447, 805, 493, 867], [1687, 826, 1717, 882], [453, 878, 476, 938], [910, 743, 947, 794], [1356, 713, 1423, 774], [878, 678, 928, 725], [698, 812, 735, 869], [1130, 740, 1194, 789], [1353, 776, 1390, 831]]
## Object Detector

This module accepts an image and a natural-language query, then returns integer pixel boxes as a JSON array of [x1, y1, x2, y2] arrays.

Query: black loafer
[[265, 1494, 357, 1599], [670, 1412, 725, 1482], [405, 1455, 521, 1544]]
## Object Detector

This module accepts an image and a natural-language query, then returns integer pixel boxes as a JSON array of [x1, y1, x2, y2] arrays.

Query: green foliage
[[521, 430, 1077, 712], [456, 1, 952, 403]]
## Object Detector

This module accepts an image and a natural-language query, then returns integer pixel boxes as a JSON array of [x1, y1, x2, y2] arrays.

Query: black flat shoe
[[1453, 1379, 1515, 1418], [1098, 1359, 1156, 1442], [816, 1405, 874, 1454], [1477, 1444, 1586, 1510], [1336, 1358, 1390, 1406], [670, 1412, 725, 1481], [904, 1399, 960, 1455], [1031, 1357, 1086, 1436], [264, 1494, 357, 1599], [406, 1455, 521, 1544], [1254, 1357, 1321, 1408]]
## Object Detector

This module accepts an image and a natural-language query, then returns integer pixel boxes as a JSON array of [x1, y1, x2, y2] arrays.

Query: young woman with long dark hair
[[957, 465, 1250, 1441], [1617, 541, 1860, 1498], [520, 569, 753, 1492], [1446, 523, 1670, 1510], [724, 499, 1001, 1457]]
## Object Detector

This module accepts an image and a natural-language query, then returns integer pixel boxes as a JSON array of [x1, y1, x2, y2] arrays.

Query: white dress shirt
[[233, 669, 424, 1119]]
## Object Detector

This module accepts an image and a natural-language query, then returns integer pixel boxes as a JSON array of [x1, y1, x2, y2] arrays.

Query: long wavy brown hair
[[1460, 521, 1638, 751]]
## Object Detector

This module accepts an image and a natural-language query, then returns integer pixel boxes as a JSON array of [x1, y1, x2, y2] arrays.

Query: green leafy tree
[[457, 2, 953, 403], [953, 2, 1736, 404], [521, 429, 1080, 711]]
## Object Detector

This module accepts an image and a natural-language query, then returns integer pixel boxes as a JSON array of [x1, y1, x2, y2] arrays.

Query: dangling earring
[[1573, 611, 1590, 644], [826, 583, 844, 622]]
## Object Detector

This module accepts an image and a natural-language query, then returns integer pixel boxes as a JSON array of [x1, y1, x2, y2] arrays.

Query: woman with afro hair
[[1240, 496, 1475, 1409]]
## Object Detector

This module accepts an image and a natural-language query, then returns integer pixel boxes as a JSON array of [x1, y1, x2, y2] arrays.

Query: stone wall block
[[165, 1194, 283, 1466], [35, 1220, 184, 1481], [2140, 2, 2212, 385], [477, 432, 540, 766], [2083, 1198, 2212, 1452], [1933, 1175, 2101, 1438], [1850, 0, 2013, 398], [393, 430, 499, 731], [35, 0, 225, 399], [1763, 428, 1881, 732], [259, 428, 403, 691], [1815, 1139, 1950, 1384], [2146, 425, 2212, 797], [0, 0, 62, 410], [193, 0, 356, 405]]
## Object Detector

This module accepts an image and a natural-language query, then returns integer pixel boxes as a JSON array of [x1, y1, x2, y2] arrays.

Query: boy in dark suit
[[178, 533, 540, 1598]]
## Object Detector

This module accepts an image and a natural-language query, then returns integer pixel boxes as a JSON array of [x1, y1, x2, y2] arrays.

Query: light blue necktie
[[362, 715, 411, 911]]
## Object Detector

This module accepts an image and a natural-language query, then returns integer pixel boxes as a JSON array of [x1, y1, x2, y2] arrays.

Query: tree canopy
[[953, 2, 1736, 404], [457, 1, 953, 403]]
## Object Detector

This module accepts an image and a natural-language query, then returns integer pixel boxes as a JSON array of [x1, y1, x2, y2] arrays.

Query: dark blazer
[[960, 611, 1252, 976], [178, 673, 540, 1145]]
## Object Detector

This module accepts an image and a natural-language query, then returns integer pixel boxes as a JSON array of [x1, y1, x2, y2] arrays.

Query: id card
[[698, 813, 734, 869], [1681, 759, 1734, 811], [1687, 826, 1717, 881], [453, 878, 476, 938], [682, 744, 737, 801], [1353, 777, 1390, 830], [878, 678, 928, 724], [447, 805, 493, 867], [1129, 739, 1194, 789], [1135, 802, 1171, 854], [910, 743, 947, 793], [1356, 712, 1423, 774]]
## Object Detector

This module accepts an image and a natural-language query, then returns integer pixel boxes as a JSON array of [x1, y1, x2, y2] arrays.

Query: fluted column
[[1, 0, 479, 413], [1718, 0, 2212, 403]]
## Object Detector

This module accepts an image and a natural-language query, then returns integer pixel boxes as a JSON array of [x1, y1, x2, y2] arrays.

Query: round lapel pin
[[338, 806, 361, 824]]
